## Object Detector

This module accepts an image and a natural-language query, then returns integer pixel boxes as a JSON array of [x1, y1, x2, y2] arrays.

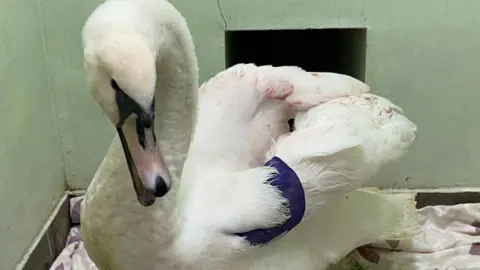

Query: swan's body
[[81, 1, 420, 269], [81, 0, 198, 268]]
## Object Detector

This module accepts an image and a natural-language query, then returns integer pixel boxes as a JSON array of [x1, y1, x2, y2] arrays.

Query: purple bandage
[[235, 156, 306, 246]]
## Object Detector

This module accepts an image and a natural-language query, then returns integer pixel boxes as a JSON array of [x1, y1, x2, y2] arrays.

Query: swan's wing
[[267, 121, 367, 198], [199, 64, 369, 113], [174, 166, 292, 262], [298, 93, 417, 163], [193, 64, 371, 169], [191, 64, 296, 171], [179, 66, 379, 260], [198, 63, 295, 113], [266, 93, 417, 216], [244, 65, 370, 110]]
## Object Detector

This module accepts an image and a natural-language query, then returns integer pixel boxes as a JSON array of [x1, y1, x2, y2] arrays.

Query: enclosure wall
[[23, 0, 480, 191], [0, 0, 66, 268]]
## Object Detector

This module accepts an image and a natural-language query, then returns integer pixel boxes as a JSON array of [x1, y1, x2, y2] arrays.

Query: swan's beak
[[111, 79, 171, 206], [116, 119, 172, 207]]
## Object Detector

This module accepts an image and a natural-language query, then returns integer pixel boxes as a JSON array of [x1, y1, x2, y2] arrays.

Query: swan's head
[[84, 36, 171, 206]]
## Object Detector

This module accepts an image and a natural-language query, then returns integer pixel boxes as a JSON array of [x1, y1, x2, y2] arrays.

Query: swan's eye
[[138, 113, 153, 128], [110, 78, 155, 132], [111, 78, 144, 126]]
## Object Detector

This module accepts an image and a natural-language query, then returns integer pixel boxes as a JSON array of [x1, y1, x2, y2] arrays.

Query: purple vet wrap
[[235, 156, 306, 246]]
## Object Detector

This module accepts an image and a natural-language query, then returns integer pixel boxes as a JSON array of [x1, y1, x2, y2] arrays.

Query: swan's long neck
[[153, 23, 198, 194]]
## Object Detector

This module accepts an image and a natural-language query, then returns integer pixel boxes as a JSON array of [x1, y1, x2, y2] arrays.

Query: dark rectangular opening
[[225, 28, 367, 82]]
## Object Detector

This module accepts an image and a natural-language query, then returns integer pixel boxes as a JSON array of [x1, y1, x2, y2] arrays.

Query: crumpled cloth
[[49, 196, 97, 270], [350, 203, 480, 270], [49, 196, 480, 270]]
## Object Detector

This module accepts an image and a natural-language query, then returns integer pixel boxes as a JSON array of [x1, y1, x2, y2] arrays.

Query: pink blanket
[[353, 203, 480, 269]]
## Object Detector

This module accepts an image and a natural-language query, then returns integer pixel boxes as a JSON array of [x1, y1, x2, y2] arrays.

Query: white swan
[[81, 0, 420, 269], [174, 64, 420, 269], [81, 1, 303, 268], [81, 0, 198, 269]]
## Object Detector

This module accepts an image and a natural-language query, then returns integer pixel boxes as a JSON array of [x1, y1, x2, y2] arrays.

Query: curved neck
[[153, 30, 198, 194]]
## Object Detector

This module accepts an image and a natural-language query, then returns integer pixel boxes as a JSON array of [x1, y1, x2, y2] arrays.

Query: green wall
[[27, 0, 480, 190], [38, 0, 112, 190], [0, 0, 65, 268], [175, 0, 480, 189], [365, 0, 480, 188]]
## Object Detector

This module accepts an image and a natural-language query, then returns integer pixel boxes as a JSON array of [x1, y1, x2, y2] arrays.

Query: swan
[[173, 64, 420, 269], [81, 0, 309, 268], [81, 0, 420, 269], [81, 0, 198, 268]]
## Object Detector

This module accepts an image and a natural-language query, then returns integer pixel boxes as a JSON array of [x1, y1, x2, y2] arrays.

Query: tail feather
[[253, 189, 421, 269], [320, 189, 421, 267]]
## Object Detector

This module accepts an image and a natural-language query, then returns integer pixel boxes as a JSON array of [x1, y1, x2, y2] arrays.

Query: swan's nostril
[[151, 175, 169, 197]]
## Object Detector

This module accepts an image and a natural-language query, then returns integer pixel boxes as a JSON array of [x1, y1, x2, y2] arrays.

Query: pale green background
[[2, 0, 480, 268]]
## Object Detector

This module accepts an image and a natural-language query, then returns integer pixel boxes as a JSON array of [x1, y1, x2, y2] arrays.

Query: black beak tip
[[137, 195, 156, 207], [151, 176, 169, 198]]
